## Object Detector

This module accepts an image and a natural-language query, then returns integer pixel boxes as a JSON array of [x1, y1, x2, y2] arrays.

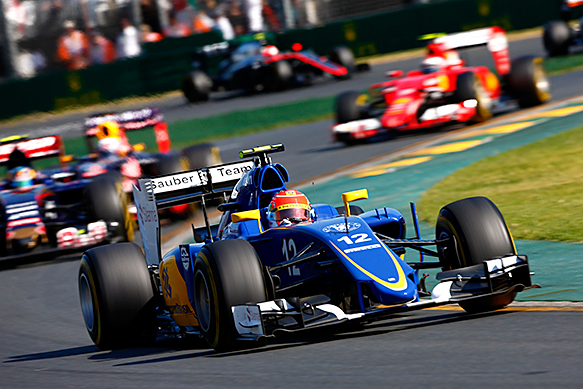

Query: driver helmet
[[267, 189, 312, 228], [95, 121, 130, 156], [420, 55, 445, 74], [7, 166, 36, 188]]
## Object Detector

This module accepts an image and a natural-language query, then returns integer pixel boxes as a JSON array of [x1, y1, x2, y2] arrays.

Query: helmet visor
[[275, 208, 309, 223]]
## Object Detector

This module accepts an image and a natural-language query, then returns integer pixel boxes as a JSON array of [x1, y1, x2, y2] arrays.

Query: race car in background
[[75, 107, 222, 219], [78, 144, 536, 351], [543, 0, 583, 56], [331, 27, 551, 144], [181, 38, 357, 103], [0, 135, 133, 262]]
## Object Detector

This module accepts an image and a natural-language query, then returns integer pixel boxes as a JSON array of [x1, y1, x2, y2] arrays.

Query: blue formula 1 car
[[78, 144, 537, 351], [0, 135, 133, 263]]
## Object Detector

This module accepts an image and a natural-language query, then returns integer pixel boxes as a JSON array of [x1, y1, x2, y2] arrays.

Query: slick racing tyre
[[453, 72, 492, 123], [507, 56, 551, 108], [181, 143, 222, 170], [86, 175, 134, 242], [153, 154, 194, 220], [543, 20, 571, 57], [78, 243, 157, 350], [267, 60, 293, 91], [193, 239, 267, 352], [329, 46, 356, 78], [181, 70, 212, 103], [436, 197, 517, 313], [335, 91, 368, 124]]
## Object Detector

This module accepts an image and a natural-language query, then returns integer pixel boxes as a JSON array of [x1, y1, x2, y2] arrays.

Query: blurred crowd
[[0, 0, 415, 78]]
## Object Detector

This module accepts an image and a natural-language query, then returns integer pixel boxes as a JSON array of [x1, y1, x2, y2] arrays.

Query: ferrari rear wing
[[84, 107, 170, 153], [133, 159, 255, 264], [427, 26, 511, 75], [0, 135, 64, 166]]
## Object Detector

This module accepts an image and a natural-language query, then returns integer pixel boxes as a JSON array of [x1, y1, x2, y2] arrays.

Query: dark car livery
[[0, 135, 132, 262], [181, 39, 356, 103]]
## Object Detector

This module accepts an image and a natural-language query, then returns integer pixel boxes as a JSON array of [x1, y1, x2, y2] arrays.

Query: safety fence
[[0, 0, 571, 120]]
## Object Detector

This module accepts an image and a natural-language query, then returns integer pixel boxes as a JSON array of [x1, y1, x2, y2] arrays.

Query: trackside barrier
[[0, 0, 566, 121]]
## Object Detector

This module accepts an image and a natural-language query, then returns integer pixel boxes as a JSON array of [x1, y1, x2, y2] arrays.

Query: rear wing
[[133, 159, 255, 265], [0, 135, 64, 166], [427, 26, 510, 76], [84, 107, 170, 153]]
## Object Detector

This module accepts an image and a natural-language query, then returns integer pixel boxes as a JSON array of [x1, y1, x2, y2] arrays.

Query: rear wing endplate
[[0, 135, 63, 165], [428, 26, 511, 75], [133, 159, 255, 264]]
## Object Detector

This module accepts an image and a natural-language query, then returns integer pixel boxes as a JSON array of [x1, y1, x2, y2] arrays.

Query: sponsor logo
[[169, 304, 193, 315], [209, 162, 254, 184], [151, 171, 206, 193], [162, 267, 172, 298], [344, 244, 381, 253], [180, 245, 189, 271], [322, 222, 361, 233]]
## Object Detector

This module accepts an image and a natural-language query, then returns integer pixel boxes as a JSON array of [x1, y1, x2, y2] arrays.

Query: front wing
[[231, 255, 534, 341]]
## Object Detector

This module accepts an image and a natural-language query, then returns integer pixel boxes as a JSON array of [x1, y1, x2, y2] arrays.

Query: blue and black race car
[[0, 135, 133, 264], [78, 144, 537, 351], [181, 39, 357, 103]]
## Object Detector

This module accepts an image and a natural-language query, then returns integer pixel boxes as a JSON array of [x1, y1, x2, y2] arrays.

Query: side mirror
[[341, 189, 368, 216], [231, 209, 261, 223], [386, 70, 403, 78]]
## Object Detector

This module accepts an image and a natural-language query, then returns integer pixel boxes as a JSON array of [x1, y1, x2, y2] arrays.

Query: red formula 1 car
[[331, 27, 551, 144]]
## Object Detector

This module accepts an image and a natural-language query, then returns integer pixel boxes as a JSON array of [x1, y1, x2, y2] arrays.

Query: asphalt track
[[1, 34, 583, 388]]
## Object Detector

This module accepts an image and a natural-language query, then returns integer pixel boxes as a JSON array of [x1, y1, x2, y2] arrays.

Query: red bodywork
[[331, 27, 510, 141]]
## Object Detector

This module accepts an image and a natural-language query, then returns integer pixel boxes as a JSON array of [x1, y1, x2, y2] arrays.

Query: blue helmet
[[7, 166, 36, 188]]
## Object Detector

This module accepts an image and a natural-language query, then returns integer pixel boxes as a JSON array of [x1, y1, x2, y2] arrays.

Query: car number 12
[[282, 238, 300, 276], [337, 233, 372, 245]]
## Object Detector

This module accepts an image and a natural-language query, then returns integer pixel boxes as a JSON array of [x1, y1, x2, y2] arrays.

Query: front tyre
[[329, 46, 356, 78], [543, 20, 571, 57], [335, 91, 367, 123], [181, 70, 212, 103], [436, 197, 517, 313], [453, 72, 492, 123], [507, 56, 551, 108], [78, 243, 157, 350], [193, 239, 267, 352]]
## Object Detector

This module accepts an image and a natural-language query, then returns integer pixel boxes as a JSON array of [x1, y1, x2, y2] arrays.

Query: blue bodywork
[[164, 158, 420, 314]]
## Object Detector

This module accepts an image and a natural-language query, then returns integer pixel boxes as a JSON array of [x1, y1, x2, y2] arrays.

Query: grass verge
[[417, 125, 583, 242]]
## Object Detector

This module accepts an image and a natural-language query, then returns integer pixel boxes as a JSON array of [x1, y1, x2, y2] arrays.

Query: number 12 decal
[[337, 233, 372, 245], [282, 238, 300, 276]]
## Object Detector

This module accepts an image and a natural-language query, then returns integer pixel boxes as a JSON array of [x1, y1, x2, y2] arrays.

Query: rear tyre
[[543, 20, 571, 57], [78, 243, 157, 350], [181, 143, 222, 170], [193, 239, 267, 352], [181, 70, 212, 103], [335, 91, 367, 123], [86, 176, 134, 242], [453, 72, 492, 123], [507, 56, 551, 108], [436, 197, 517, 313], [266, 60, 293, 91], [329, 46, 355, 78], [153, 154, 193, 220]]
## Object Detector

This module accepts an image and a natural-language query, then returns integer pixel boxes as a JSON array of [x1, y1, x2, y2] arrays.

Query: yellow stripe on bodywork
[[329, 239, 407, 291]]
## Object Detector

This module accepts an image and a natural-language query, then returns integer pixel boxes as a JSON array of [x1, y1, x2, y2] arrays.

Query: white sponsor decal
[[418, 104, 459, 121], [180, 245, 189, 271], [151, 171, 206, 193], [322, 222, 361, 233], [332, 119, 381, 134], [208, 161, 254, 184], [343, 243, 382, 253]]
